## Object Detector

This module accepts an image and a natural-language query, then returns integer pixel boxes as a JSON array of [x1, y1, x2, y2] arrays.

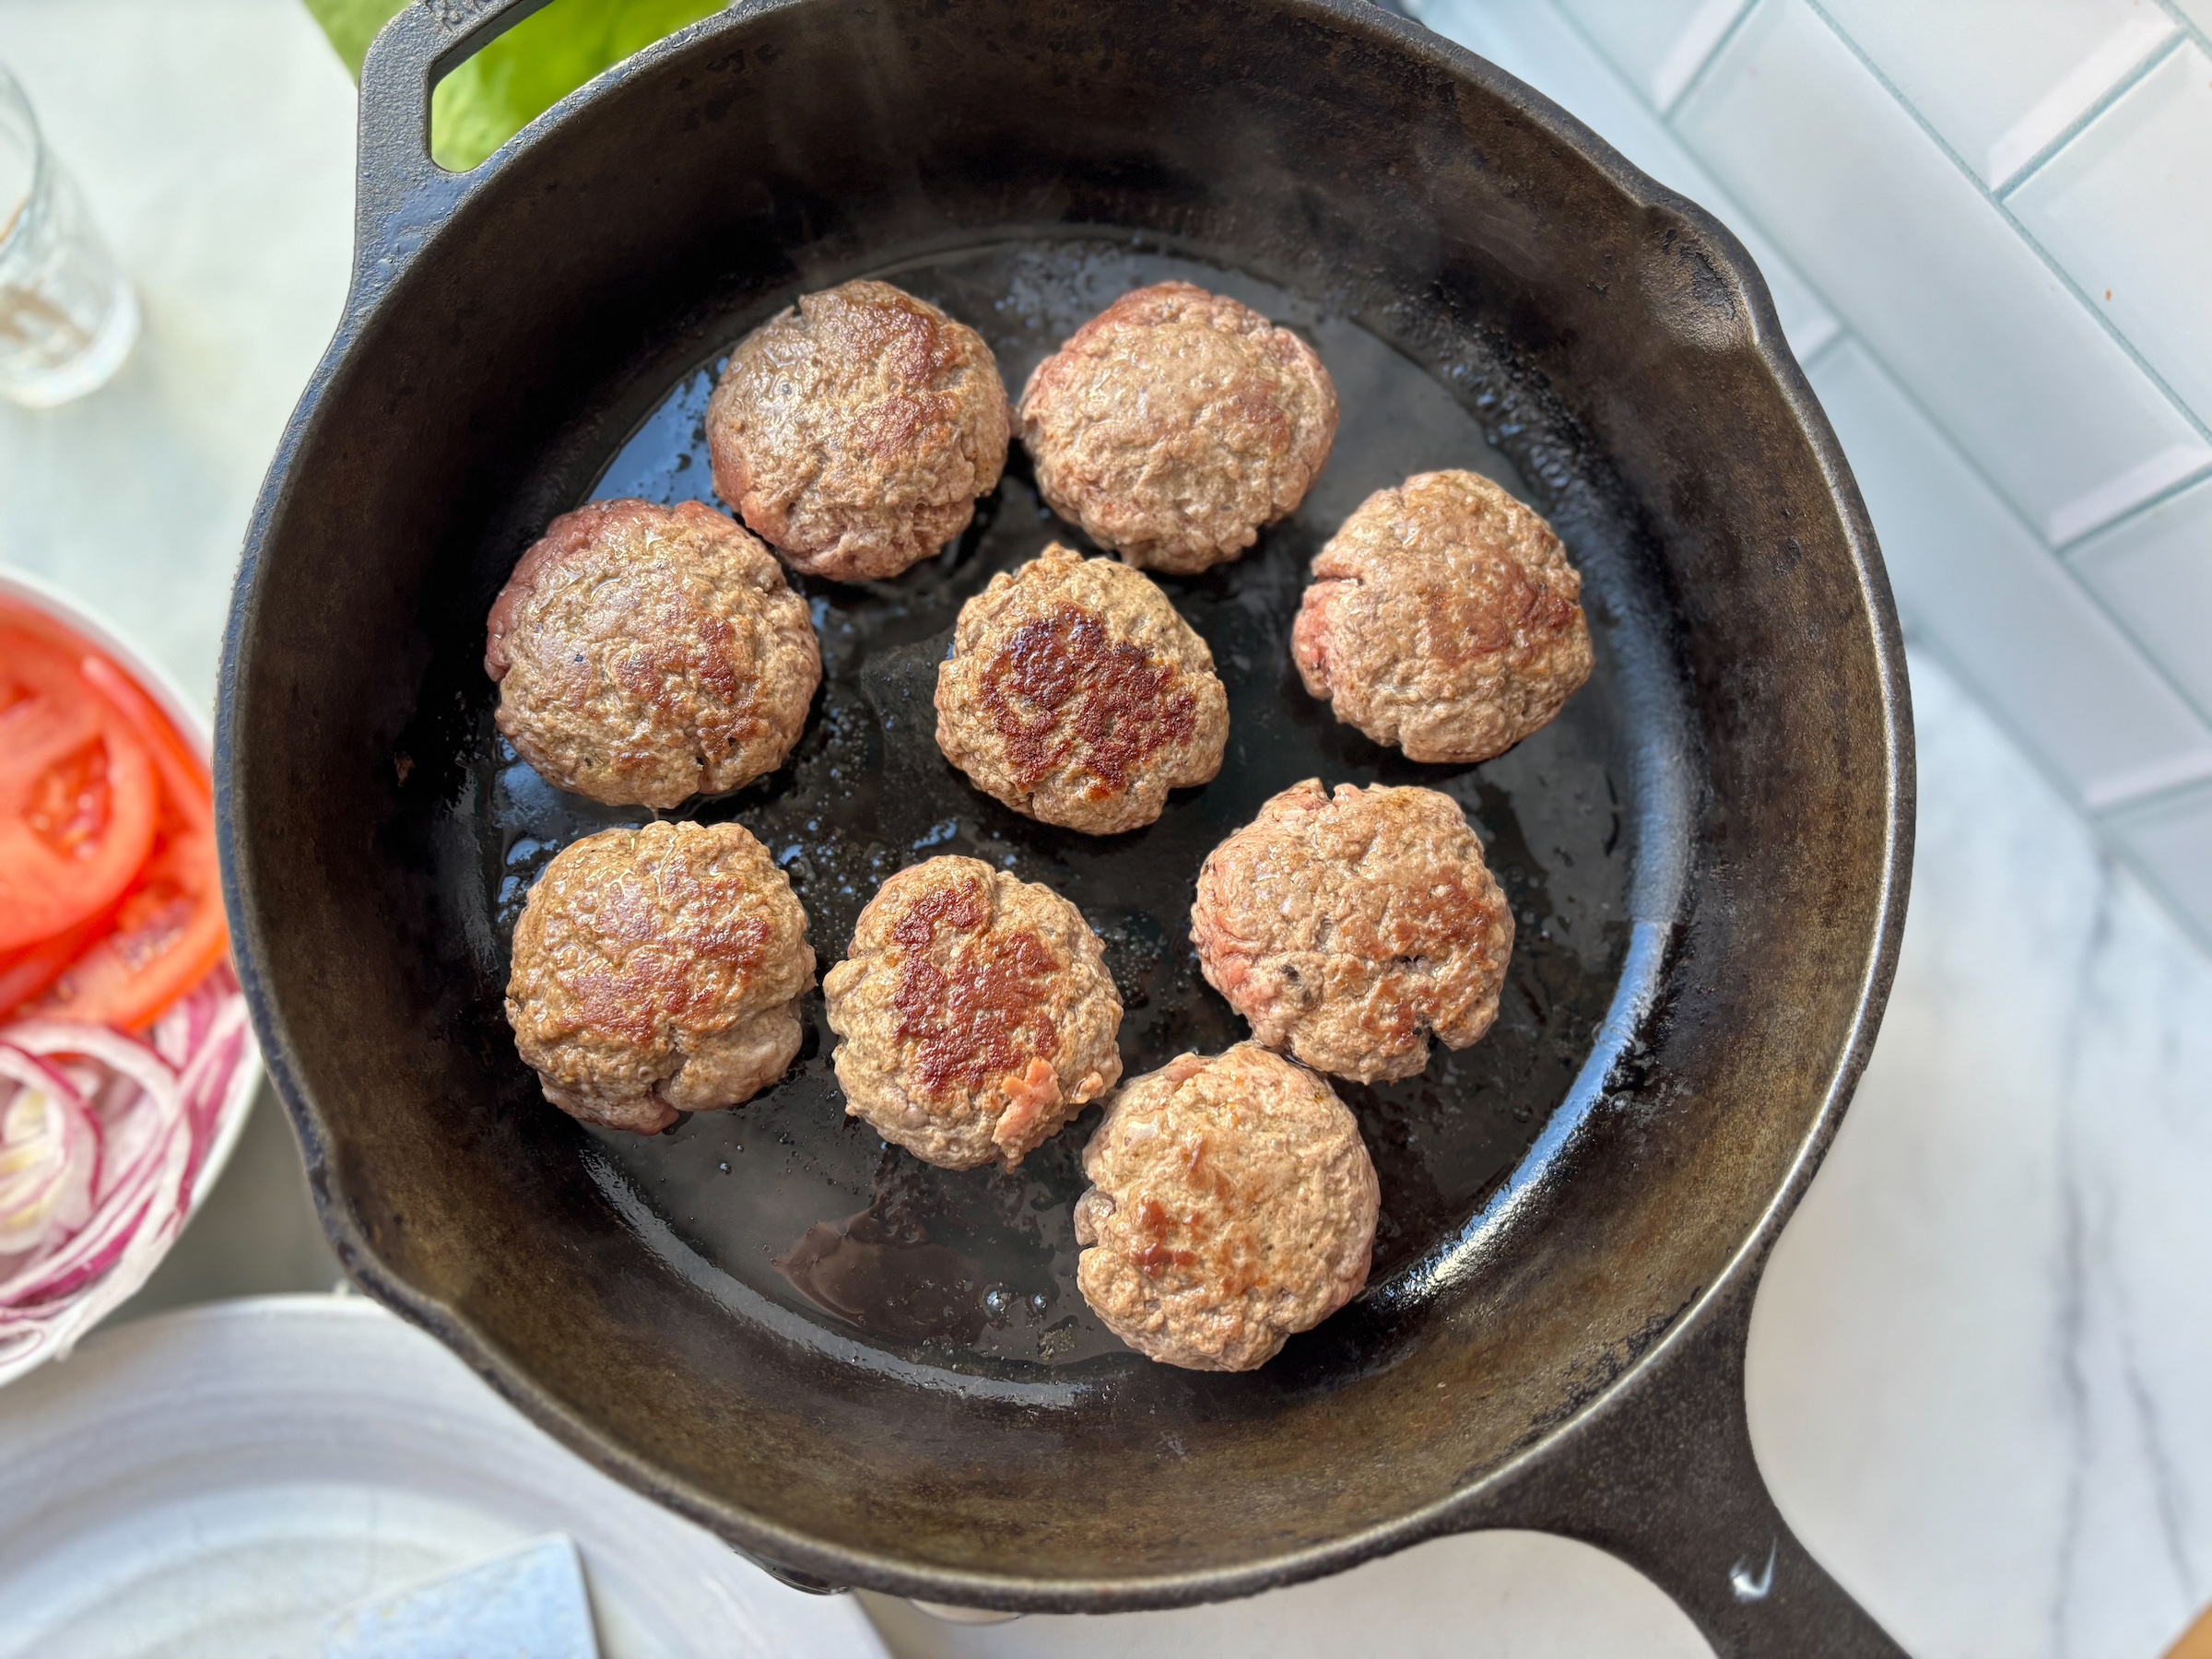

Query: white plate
[[0, 1295, 892, 1659]]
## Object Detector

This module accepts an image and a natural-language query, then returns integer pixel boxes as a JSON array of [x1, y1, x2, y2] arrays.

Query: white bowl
[[0, 563, 262, 1385]]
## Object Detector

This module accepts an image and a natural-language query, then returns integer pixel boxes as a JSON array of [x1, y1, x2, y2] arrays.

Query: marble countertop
[[3, 4, 2207, 1654]]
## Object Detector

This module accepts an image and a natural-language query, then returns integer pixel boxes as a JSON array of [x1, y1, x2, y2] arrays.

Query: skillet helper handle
[[1484, 1274, 1908, 1657], [349, 0, 557, 300]]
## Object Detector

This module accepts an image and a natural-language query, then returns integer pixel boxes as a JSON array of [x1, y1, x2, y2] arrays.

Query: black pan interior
[[436, 240, 1649, 1375], [225, 0, 1900, 1601]]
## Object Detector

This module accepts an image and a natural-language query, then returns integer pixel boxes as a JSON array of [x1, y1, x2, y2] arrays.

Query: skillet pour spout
[[218, 0, 1912, 1651]]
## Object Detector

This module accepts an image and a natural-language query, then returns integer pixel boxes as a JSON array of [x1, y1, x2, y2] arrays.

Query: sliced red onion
[[151, 971, 231, 1073], [149, 998, 194, 1071], [6, 1020, 184, 1126], [0, 1020, 185, 1304], [0, 1182, 160, 1308], [0, 1100, 188, 1308], [0, 1047, 100, 1258], [0, 970, 259, 1376], [175, 1001, 250, 1184]]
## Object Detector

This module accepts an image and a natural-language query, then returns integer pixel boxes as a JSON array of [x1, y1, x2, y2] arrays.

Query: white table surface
[[3, 4, 2207, 1655]]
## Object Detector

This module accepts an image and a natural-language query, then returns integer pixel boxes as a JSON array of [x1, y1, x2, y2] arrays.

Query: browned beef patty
[[823, 856, 1123, 1170], [506, 820, 815, 1135], [486, 498, 819, 809], [1017, 281, 1337, 574], [1292, 469, 1592, 763], [1191, 780, 1513, 1084], [934, 545, 1229, 834], [1075, 1043, 1377, 1371], [706, 279, 1010, 582]]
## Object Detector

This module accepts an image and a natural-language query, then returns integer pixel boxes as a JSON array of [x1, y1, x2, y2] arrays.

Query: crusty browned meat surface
[[506, 820, 815, 1135], [1017, 281, 1337, 575], [1074, 1042, 1377, 1371], [934, 545, 1229, 834], [824, 856, 1123, 1170], [1191, 780, 1513, 1085], [706, 279, 1010, 582], [485, 498, 819, 809], [1292, 469, 1592, 762]]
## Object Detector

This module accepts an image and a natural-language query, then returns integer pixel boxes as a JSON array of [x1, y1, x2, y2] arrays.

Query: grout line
[[2055, 460, 2212, 558], [1900, 632, 2212, 961], [1548, 0, 1632, 92], [2084, 751, 2212, 812], [1552, 0, 2208, 501], [2076, 575, 2212, 742], [1815, 335, 2212, 748], [2096, 767, 2212, 819], [1900, 629, 2100, 816], [1783, 309, 1844, 364], [1653, 0, 1756, 114], [1797, 324, 1853, 373], [1666, 0, 1767, 117], [1782, 0, 2212, 493], [2155, 0, 2212, 61], [1485, 0, 2212, 957], [1514, 0, 1851, 355], [1666, 4, 2212, 740], [1455, 0, 2212, 818], [1994, 32, 2183, 198]]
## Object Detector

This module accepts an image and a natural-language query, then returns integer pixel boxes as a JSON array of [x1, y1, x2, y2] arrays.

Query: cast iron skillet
[[218, 0, 1914, 1651]]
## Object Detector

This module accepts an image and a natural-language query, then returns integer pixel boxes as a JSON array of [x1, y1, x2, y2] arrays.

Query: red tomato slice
[[0, 629, 159, 950], [20, 656, 226, 1030], [0, 902, 123, 1011], [77, 653, 208, 797], [29, 828, 225, 1030]]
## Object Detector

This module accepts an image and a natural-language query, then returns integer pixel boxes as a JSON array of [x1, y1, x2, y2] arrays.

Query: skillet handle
[[1468, 1273, 1908, 1657], [348, 0, 557, 300]]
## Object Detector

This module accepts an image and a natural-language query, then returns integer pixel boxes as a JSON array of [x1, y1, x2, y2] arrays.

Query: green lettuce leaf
[[302, 0, 724, 171]]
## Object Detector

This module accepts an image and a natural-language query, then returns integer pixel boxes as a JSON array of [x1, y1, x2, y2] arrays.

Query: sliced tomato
[[18, 656, 227, 1030], [0, 902, 123, 1011], [28, 827, 225, 1030], [0, 629, 159, 950], [78, 653, 208, 798]]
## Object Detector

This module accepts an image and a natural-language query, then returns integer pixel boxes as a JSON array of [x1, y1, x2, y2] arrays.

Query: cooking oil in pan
[[468, 242, 1633, 1378]]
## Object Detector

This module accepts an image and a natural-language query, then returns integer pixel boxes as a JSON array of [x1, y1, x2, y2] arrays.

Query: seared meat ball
[[1191, 780, 1512, 1085], [506, 820, 815, 1135], [823, 856, 1123, 1170], [485, 498, 819, 809], [1292, 469, 1592, 762], [935, 545, 1229, 834], [706, 279, 1010, 582], [1075, 1043, 1378, 1371], [1017, 281, 1338, 574]]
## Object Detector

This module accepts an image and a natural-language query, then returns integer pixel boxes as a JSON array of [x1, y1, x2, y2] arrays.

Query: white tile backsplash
[[1552, 0, 1750, 111], [1809, 341, 2212, 807], [1410, 0, 2212, 948], [2069, 475, 2212, 722], [2107, 782, 2212, 941], [1816, 0, 2176, 186], [2008, 41, 2212, 430], [1674, 0, 2212, 548], [1416, 0, 1841, 358]]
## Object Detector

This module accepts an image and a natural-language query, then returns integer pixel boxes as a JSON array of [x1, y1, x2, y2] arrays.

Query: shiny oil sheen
[[455, 244, 1634, 1374]]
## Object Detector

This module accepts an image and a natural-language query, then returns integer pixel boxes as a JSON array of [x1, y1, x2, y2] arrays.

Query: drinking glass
[[0, 62, 137, 407]]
